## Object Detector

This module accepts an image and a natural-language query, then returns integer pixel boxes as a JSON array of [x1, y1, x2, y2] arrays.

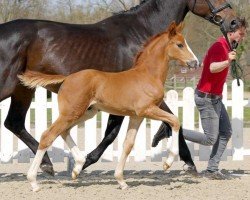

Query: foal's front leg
[[145, 105, 180, 170], [61, 132, 85, 180], [114, 117, 143, 190]]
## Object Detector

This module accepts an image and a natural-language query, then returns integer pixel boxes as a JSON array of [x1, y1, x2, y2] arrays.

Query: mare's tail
[[18, 70, 66, 89]]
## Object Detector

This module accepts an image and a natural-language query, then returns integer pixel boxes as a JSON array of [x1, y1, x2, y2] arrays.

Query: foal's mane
[[134, 31, 168, 65]]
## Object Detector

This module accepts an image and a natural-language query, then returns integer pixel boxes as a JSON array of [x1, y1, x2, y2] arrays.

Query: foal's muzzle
[[187, 60, 199, 69]]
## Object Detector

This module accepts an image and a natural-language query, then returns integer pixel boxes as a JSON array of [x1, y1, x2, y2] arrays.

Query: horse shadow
[[60, 170, 201, 189], [0, 168, 248, 190], [0, 147, 249, 189]]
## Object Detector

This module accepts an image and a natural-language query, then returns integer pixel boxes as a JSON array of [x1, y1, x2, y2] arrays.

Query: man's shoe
[[202, 170, 232, 180]]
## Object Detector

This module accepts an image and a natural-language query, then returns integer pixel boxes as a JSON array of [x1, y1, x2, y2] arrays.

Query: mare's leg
[[152, 101, 196, 170], [114, 117, 143, 189], [4, 85, 54, 175], [144, 105, 180, 170], [82, 114, 124, 170], [27, 116, 72, 192]]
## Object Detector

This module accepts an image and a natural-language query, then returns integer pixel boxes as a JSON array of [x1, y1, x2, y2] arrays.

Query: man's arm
[[210, 50, 236, 73]]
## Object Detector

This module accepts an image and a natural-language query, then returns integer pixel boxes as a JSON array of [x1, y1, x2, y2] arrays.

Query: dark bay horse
[[0, 0, 239, 175], [20, 22, 199, 191]]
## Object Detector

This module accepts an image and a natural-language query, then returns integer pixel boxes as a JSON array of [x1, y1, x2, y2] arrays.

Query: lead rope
[[220, 26, 243, 86]]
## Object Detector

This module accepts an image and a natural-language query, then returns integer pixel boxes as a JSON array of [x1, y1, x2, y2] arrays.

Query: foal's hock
[[19, 22, 198, 191]]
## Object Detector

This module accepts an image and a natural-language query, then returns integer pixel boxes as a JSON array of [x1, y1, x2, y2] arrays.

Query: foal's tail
[[18, 70, 66, 89]]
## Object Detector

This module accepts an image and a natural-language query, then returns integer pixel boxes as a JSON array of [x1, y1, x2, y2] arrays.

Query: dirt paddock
[[0, 159, 249, 200]]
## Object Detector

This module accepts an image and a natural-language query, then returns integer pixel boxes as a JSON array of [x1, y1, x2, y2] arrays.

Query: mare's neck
[[135, 0, 188, 35]]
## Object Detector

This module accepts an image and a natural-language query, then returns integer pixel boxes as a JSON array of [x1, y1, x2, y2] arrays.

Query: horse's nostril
[[231, 20, 237, 26], [187, 60, 199, 68], [230, 19, 239, 31]]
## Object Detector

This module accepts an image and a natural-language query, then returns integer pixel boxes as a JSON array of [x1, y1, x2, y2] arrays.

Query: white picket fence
[[0, 80, 250, 164]]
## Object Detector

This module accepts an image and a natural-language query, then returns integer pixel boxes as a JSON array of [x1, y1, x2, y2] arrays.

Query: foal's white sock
[[165, 130, 179, 167], [27, 148, 47, 192], [64, 134, 85, 179]]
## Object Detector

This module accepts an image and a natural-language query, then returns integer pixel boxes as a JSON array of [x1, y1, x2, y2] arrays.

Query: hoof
[[71, 160, 85, 180], [72, 170, 79, 180], [40, 164, 55, 177], [163, 162, 170, 171], [32, 185, 41, 192], [183, 164, 198, 176], [29, 181, 41, 192], [120, 183, 129, 190]]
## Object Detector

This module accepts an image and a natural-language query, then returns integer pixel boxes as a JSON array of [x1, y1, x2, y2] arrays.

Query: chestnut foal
[[19, 22, 198, 191]]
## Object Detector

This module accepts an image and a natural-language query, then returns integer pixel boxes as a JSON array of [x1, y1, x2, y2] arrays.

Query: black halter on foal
[[192, 0, 232, 25]]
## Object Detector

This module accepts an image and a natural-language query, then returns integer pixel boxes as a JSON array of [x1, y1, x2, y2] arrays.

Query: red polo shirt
[[197, 36, 230, 95]]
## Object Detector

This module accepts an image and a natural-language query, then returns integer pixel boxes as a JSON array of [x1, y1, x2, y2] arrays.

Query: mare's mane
[[113, 0, 149, 15]]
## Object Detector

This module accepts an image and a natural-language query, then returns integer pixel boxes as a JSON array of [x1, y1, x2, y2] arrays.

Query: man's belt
[[195, 89, 222, 99]]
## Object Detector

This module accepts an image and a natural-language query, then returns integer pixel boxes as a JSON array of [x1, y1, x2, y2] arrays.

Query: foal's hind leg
[[114, 117, 143, 190], [144, 105, 180, 170], [27, 117, 71, 192]]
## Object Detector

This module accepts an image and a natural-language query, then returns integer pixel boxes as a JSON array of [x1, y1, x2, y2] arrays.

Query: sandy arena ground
[[0, 159, 249, 200]]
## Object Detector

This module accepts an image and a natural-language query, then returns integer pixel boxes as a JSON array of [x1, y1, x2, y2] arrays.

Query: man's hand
[[228, 50, 237, 63]]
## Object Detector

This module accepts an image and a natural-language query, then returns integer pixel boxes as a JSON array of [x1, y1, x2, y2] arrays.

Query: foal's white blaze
[[64, 134, 85, 180], [164, 130, 179, 169], [185, 39, 199, 65], [27, 148, 47, 192]]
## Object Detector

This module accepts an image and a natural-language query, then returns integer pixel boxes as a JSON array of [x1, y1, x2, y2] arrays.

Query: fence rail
[[0, 80, 250, 164]]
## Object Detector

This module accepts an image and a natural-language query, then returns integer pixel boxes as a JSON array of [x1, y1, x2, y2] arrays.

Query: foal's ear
[[167, 21, 177, 38], [176, 22, 185, 32]]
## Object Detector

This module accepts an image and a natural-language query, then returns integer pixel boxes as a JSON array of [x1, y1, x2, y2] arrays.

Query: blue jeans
[[183, 94, 232, 171]]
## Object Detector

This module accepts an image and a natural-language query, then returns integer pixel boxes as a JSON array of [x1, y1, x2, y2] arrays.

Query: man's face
[[228, 27, 247, 43]]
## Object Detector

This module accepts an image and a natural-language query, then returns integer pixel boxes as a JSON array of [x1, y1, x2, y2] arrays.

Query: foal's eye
[[177, 44, 184, 48]]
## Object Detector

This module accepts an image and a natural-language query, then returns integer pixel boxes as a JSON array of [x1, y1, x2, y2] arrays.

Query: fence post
[[35, 88, 47, 142], [84, 115, 97, 157], [221, 83, 228, 160], [183, 87, 195, 158], [0, 98, 13, 163], [232, 79, 244, 160]]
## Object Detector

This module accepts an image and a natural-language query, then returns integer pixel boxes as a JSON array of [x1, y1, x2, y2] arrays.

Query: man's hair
[[237, 17, 248, 30]]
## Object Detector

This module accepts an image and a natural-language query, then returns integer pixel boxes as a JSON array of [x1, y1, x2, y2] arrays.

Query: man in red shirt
[[182, 18, 247, 179]]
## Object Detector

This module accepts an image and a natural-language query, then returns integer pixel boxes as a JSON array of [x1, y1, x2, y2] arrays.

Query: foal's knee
[[171, 116, 180, 132]]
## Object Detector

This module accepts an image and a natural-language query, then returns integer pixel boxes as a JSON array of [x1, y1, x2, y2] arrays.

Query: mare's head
[[165, 22, 199, 69], [188, 0, 240, 32]]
